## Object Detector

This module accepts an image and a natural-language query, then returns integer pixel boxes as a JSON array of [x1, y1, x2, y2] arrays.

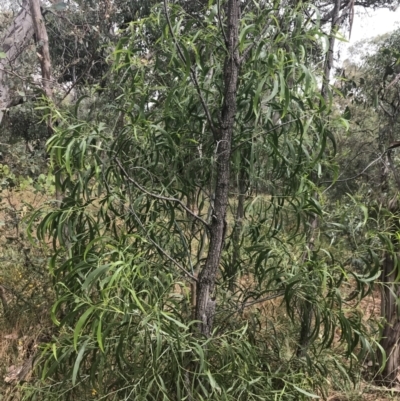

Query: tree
[[20, 1, 384, 400]]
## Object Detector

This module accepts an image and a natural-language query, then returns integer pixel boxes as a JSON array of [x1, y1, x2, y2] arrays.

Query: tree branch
[[217, 0, 228, 46], [321, 152, 384, 190], [115, 158, 210, 229], [121, 175, 198, 282]]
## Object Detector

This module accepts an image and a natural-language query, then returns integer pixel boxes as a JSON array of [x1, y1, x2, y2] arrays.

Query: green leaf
[[264, 75, 279, 103], [96, 316, 104, 353], [343, 106, 351, 120], [253, 76, 267, 120], [82, 264, 112, 290], [74, 306, 95, 350], [72, 340, 88, 386], [292, 385, 320, 399]]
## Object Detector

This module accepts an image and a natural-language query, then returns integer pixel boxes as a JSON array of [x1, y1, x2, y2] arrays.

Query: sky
[[350, 7, 400, 43], [340, 6, 400, 58]]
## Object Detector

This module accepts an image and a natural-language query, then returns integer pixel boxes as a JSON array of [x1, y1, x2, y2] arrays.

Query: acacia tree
[[22, 1, 383, 400]]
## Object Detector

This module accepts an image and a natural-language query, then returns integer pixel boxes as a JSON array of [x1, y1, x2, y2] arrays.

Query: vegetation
[[1, 1, 400, 400]]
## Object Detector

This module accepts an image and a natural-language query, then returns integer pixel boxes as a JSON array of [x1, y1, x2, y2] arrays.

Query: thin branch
[[115, 158, 210, 229], [385, 72, 400, 92], [380, 101, 394, 118], [0, 66, 30, 81], [57, 54, 95, 105], [0, 285, 8, 316], [163, 0, 219, 140], [386, 150, 400, 191], [321, 140, 375, 185], [230, 119, 297, 153], [347, 0, 355, 39], [241, 292, 284, 309], [123, 179, 198, 283], [321, 152, 384, 191], [217, 291, 284, 327], [217, 0, 228, 46]]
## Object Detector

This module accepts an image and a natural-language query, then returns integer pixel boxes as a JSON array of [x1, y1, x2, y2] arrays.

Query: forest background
[[2, 1, 400, 400]]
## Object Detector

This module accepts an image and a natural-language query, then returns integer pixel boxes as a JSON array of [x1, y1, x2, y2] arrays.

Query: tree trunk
[[0, 0, 34, 125], [378, 147, 400, 385], [379, 251, 400, 384], [320, 0, 341, 102], [29, 0, 61, 203], [195, 0, 240, 337], [29, 0, 53, 102]]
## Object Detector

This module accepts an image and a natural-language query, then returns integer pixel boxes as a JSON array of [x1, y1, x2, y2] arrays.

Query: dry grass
[[0, 186, 53, 396]]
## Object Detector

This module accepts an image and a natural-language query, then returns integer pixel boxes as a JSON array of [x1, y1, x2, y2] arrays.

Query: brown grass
[[0, 186, 53, 392]]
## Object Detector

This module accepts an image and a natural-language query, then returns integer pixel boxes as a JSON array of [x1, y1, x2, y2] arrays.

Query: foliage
[[15, 2, 386, 400]]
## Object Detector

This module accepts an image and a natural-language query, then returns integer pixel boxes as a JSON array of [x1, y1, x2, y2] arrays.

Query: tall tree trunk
[[29, 0, 62, 203], [379, 245, 400, 384], [195, 0, 240, 337], [378, 143, 400, 385], [0, 0, 34, 125], [297, 0, 341, 357], [29, 0, 53, 102]]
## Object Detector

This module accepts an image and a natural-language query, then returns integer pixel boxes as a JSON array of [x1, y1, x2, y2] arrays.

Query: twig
[[163, 0, 219, 140], [57, 54, 96, 105], [0, 66, 32, 82], [217, 0, 228, 46], [115, 158, 210, 229], [386, 72, 400, 91], [348, 0, 355, 39], [230, 119, 297, 153], [380, 101, 394, 118], [241, 292, 284, 309], [123, 177, 198, 282], [217, 291, 283, 327], [321, 152, 385, 191], [0, 285, 9, 318]]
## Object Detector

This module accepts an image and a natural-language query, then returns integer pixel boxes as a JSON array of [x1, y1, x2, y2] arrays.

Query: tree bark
[[320, 0, 341, 102], [379, 251, 400, 384], [29, 0, 53, 102], [0, 0, 34, 125], [378, 144, 400, 385], [29, 0, 61, 203], [195, 0, 240, 337]]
